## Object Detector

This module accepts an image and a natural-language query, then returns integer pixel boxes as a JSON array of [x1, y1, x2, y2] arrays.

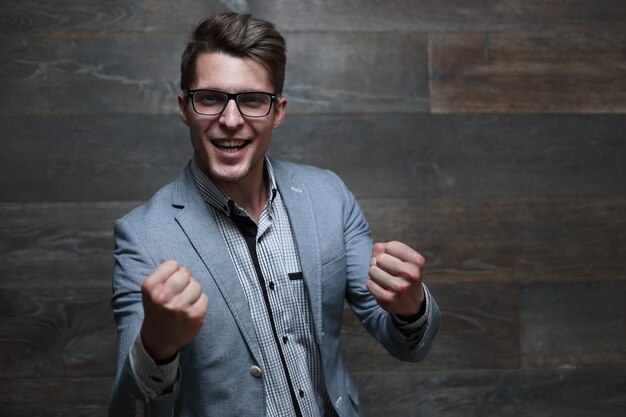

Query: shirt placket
[[257, 206, 321, 417]]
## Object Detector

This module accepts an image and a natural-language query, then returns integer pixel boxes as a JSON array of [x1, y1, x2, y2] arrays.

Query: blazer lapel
[[172, 166, 262, 362], [272, 160, 323, 344]]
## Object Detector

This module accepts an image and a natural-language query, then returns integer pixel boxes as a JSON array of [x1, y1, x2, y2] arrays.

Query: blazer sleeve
[[108, 217, 182, 417], [335, 173, 440, 362]]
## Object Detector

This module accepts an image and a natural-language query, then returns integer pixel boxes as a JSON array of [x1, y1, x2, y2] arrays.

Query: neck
[[213, 163, 268, 224]]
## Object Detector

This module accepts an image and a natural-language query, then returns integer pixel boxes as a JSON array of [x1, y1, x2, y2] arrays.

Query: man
[[109, 12, 439, 417]]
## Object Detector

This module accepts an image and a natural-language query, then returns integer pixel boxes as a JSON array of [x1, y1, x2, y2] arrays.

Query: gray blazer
[[109, 158, 440, 417]]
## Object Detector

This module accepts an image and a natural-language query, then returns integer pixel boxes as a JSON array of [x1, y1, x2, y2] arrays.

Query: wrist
[[396, 297, 427, 322], [140, 327, 178, 363]]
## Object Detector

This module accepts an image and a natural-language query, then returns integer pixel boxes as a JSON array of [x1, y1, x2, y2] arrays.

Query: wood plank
[[5, 1, 626, 34], [354, 367, 626, 417], [3, 196, 623, 289], [0, 32, 426, 116], [0, 115, 190, 202], [3, 195, 623, 290], [284, 32, 428, 113], [0, 0, 143, 33], [2, 114, 625, 201], [0, 202, 134, 288], [360, 197, 626, 283], [0, 34, 186, 116], [0, 377, 110, 417], [2, 368, 625, 416], [0, 198, 626, 288], [275, 114, 626, 199], [143, 0, 626, 32], [430, 32, 626, 113], [0, 288, 117, 377], [142, 0, 239, 32], [342, 282, 520, 371], [520, 282, 626, 367]]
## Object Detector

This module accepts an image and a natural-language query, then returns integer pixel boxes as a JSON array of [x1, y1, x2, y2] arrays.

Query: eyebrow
[[193, 87, 270, 93]]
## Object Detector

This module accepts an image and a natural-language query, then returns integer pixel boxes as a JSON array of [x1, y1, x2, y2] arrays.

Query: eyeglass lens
[[193, 91, 272, 117]]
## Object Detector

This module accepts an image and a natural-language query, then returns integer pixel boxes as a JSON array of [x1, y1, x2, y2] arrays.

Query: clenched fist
[[366, 241, 426, 317], [140, 260, 209, 362]]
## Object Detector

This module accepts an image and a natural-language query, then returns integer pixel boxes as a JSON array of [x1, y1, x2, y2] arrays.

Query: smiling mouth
[[211, 140, 249, 153]]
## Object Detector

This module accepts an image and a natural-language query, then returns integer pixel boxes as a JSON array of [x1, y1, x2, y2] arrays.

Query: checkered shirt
[[191, 158, 336, 417]]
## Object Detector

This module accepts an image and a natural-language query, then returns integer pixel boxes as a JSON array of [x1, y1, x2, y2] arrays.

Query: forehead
[[192, 52, 273, 92]]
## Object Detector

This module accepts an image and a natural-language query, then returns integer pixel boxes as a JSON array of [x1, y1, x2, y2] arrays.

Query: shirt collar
[[190, 156, 278, 217]]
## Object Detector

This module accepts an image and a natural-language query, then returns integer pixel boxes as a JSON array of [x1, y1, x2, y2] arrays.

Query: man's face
[[178, 52, 287, 189]]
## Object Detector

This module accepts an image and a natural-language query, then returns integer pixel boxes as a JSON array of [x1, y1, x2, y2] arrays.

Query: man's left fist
[[366, 241, 426, 316]]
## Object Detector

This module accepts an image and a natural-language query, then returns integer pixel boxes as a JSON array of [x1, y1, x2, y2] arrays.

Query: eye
[[195, 91, 225, 105], [239, 93, 269, 107]]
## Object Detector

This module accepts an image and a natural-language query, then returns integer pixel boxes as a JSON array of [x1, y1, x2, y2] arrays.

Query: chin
[[210, 166, 251, 184]]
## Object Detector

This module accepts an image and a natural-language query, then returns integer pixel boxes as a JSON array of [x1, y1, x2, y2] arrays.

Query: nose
[[219, 98, 244, 129]]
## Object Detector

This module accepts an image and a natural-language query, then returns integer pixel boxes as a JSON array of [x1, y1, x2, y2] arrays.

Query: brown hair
[[180, 12, 286, 94]]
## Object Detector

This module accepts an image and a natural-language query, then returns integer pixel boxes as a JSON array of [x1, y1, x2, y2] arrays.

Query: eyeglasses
[[183, 89, 278, 117]]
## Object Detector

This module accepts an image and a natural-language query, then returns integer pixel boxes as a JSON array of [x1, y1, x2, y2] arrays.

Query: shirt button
[[250, 366, 262, 378], [282, 336, 288, 344], [269, 281, 275, 290], [299, 389, 305, 398]]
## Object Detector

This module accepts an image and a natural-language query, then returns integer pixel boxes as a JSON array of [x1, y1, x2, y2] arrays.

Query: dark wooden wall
[[1, 1, 625, 416]]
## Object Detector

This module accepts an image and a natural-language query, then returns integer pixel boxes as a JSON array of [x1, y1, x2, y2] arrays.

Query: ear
[[178, 93, 190, 127], [271, 96, 288, 129]]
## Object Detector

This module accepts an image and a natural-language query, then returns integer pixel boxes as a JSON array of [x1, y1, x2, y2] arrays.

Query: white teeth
[[214, 140, 246, 148]]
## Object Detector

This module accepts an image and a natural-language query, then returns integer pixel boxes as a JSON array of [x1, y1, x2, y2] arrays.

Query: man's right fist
[[140, 260, 209, 362]]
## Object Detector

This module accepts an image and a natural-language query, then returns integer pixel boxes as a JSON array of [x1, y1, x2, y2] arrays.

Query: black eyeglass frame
[[183, 88, 279, 117]]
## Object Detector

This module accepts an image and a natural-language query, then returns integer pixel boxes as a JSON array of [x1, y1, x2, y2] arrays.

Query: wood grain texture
[[3, 196, 623, 287], [0, 0, 143, 33], [258, 1, 626, 32], [140, 0, 626, 32], [285, 32, 428, 113], [430, 32, 626, 113], [520, 282, 626, 367], [361, 197, 626, 284], [0, 377, 110, 417], [0, 287, 117, 378], [275, 114, 626, 199], [0, 202, 133, 288], [0, 31, 427, 116], [342, 282, 520, 371], [354, 367, 626, 417], [0, 115, 190, 202], [142, 0, 237, 32], [3, 367, 624, 416], [10, 0, 623, 34], [0, 34, 185, 116], [21, 0, 626, 35], [2, 114, 625, 201]]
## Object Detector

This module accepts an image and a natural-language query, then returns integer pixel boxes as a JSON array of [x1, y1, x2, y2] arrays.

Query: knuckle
[[378, 252, 391, 263], [164, 259, 179, 269], [368, 265, 377, 277], [400, 264, 421, 282], [405, 269, 420, 282], [152, 288, 169, 306], [177, 268, 191, 282], [395, 280, 410, 294]]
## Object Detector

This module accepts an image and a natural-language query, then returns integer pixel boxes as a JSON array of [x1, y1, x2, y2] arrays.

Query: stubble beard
[[204, 138, 270, 185]]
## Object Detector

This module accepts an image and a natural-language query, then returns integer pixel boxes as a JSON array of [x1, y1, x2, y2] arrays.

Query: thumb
[[143, 260, 180, 289]]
